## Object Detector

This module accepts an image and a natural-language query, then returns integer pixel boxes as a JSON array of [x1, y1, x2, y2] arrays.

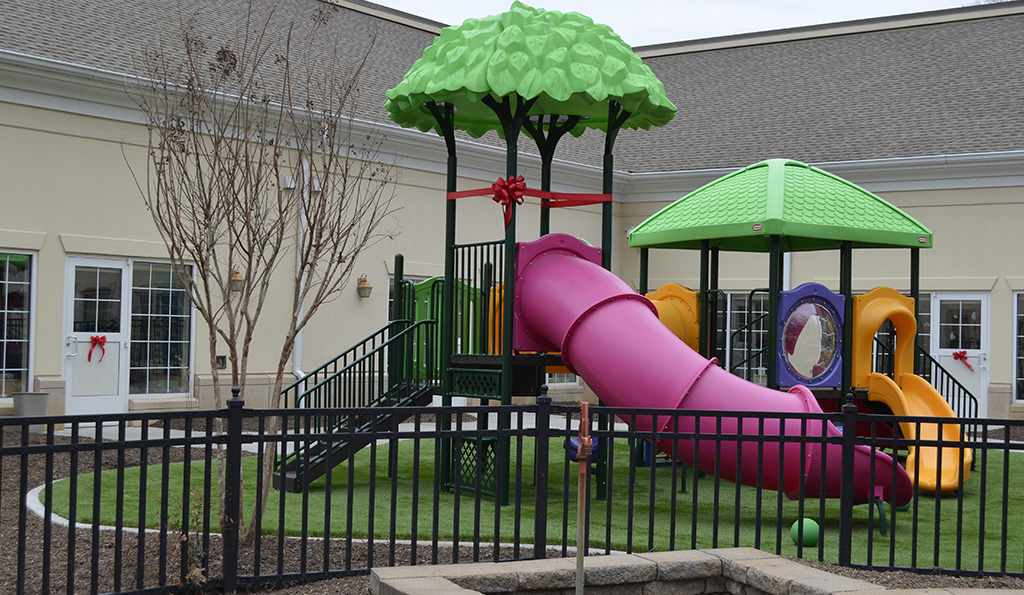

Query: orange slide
[[867, 373, 972, 492], [854, 288, 972, 492]]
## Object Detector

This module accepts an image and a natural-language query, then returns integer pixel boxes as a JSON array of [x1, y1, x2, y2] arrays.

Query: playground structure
[[276, 2, 976, 510]]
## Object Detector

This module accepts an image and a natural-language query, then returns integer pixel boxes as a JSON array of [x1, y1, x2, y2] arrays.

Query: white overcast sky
[[380, 1, 981, 46]]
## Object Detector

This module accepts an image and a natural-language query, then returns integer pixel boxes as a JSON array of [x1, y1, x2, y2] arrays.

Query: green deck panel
[[385, 1, 676, 138], [628, 159, 933, 252]]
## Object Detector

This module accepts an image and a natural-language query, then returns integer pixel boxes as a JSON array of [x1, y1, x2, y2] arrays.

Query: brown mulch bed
[[2, 425, 1024, 594]]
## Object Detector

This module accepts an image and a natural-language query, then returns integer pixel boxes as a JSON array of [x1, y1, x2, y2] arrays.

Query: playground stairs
[[274, 318, 440, 492], [273, 381, 435, 492]]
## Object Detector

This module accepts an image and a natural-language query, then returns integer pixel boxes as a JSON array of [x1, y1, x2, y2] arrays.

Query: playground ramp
[[867, 372, 972, 492], [515, 234, 913, 506]]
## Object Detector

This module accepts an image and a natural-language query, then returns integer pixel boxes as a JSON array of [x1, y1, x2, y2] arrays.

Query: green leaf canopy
[[385, 1, 676, 137]]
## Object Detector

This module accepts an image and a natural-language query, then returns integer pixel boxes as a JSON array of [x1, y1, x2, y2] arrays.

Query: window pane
[[96, 301, 120, 333], [169, 316, 189, 341], [7, 256, 28, 282], [132, 290, 149, 314], [129, 369, 147, 394], [151, 265, 171, 289], [6, 313, 26, 340], [168, 369, 187, 393], [131, 317, 148, 341], [150, 317, 169, 341], [97, 269, 121, 299], [961, 301, 981, 325], [74, 301, 96, 332], [5, 285, 27, 311], [149, 342, 168, 367], [940, 324, 958, 349], [75, 268, 97, 300], [170, 293, 188, 316], [130, 342, 147, 367], [132, 262, 151, 288], [169, 342, 186, 368], [148, 370, 168, 393], [150, 290, 170, 315], [4, 342, 24, 369]]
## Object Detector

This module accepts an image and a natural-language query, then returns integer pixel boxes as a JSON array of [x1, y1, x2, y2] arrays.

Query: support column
[[840, 242, 853, 400], [699, 240, 710, 358], [767, 237, 781, 390], [910, 248, 921, 375], [639, 248, 649, 295]]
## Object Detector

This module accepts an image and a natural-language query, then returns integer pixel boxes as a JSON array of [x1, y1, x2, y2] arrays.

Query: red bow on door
[[88, 335, 106, 362], [952, 350, 974, 371]]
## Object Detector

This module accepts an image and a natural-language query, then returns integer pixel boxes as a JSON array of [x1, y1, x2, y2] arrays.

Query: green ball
[[790, 518, 819, 547]]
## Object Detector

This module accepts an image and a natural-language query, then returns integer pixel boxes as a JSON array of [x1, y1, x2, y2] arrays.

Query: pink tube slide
[[514, 234, 912, 506]]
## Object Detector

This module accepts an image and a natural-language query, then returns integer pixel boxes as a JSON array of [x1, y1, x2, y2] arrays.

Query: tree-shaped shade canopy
[[385, 1, 676, 138], [628, 159, 933, 252]]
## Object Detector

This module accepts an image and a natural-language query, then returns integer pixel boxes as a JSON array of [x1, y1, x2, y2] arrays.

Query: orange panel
[[851, 287, 916, 388]]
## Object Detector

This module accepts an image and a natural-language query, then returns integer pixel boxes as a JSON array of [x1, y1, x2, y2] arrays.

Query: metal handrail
[[728, 288, 769, 381], [871, 336, 979, 419]]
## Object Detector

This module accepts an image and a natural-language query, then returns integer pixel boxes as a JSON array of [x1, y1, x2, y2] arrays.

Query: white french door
[[930, 292, 989, 417], [64, 258, 130, 414]]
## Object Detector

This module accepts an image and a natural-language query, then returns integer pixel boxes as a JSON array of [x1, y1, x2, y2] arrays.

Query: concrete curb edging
[[370, 548, 1024, 595]]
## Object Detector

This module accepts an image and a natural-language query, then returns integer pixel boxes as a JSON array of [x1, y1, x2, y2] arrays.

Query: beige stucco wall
[[5, 93, 1023, 417]]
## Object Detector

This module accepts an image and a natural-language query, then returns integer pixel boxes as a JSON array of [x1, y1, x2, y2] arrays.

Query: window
[[1016, 294, 1024, 400], [545, 372, 578, 385], [129, 262, 191, 395], [73, 266, 121, 333], [723, 291, 770, 383], [939, 299, 982, 350], [0, 253, 31, 397]]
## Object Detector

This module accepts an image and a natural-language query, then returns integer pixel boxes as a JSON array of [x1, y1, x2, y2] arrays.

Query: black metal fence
[[2, 396, 1022, 594]]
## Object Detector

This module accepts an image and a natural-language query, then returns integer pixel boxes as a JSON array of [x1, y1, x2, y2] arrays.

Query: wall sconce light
[[356, 274, 373, 299], [230, 266, 245, 292]]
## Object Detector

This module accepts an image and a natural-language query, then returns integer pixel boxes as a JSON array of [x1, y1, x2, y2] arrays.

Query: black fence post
[[838, 396, 857, 567], [223, 387, 244, 593], [534, 385, 551, 559]]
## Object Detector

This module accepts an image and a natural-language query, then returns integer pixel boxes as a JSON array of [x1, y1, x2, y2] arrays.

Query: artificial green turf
[[46, 437, 1024, 573]]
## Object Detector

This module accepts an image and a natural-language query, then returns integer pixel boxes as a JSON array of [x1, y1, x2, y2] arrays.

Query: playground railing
[[917, 347, 979, 420], [1, 396, 1019, 594], [872, 338, 979, 422], [451, 239, 504, 356]]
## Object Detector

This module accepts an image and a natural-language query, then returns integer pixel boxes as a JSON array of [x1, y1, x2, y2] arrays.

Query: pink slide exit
[[514, 234, 912, 506]]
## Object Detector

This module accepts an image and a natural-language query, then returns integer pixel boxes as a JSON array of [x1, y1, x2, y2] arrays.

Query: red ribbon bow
[[491, 175, 527, 228], [88, 335, 106, 363], [952, 350, 974, 371]]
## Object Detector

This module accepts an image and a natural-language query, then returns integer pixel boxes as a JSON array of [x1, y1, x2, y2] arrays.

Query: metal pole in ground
[[576, 401, 592, 595]]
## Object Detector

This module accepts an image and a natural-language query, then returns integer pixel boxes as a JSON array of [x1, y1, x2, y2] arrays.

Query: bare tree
[[126, 2, 398, 538]]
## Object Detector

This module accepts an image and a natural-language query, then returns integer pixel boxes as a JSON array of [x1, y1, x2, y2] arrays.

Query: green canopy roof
[[628, 159, 933, 252], [385, 1, 676, 138]]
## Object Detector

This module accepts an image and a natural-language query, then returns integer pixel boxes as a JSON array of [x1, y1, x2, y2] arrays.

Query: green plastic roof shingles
[[628, 159, 933, 252], [385, 1, 676, 138]]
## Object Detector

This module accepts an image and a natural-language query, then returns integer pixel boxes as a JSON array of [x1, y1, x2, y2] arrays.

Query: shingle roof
[[2, 0, 1023, 173], [614, 7, 1024, 172], [0, 0, 439, 125]]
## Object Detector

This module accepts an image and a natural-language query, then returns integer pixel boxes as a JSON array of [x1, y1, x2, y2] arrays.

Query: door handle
[[979, 352, 989, 370], [66, 336, 78, 357]]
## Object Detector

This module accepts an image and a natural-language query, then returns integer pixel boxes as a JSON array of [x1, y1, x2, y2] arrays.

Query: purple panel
[[777, 283, 845, 388]]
